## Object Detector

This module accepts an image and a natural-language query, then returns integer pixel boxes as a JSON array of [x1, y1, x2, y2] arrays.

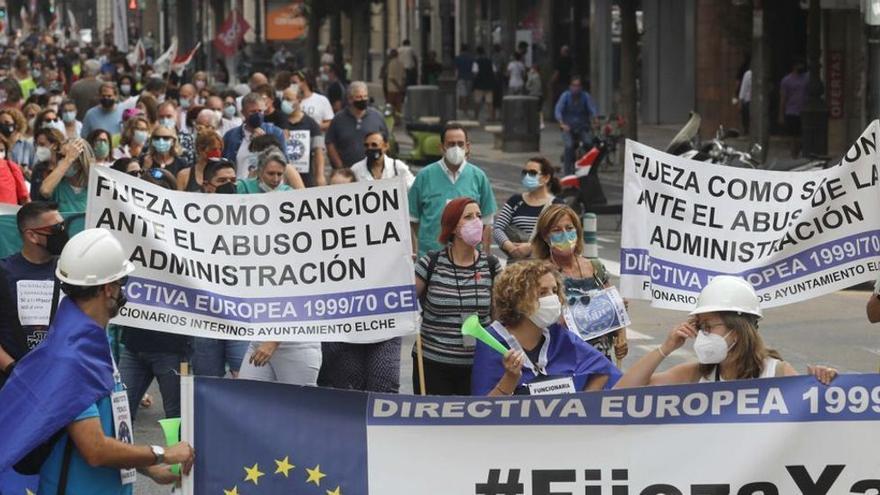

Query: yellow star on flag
[[26, 490, 36, 495], [274, 456, 295, 477], [305, 464, 327, 486], [244, 463, 265, 485], [326, 486, 342, 495], [223, 487, 239, 495]]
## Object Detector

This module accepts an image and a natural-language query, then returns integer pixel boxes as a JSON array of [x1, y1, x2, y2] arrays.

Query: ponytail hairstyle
[[528, 156, 561, 195]]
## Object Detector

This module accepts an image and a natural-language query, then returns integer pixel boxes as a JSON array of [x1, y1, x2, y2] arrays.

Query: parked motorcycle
[[559, 115, 625, 215], [667, 112, 828, 171]]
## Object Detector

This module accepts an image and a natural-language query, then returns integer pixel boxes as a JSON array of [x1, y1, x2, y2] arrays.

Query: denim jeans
[[192, 337, 249, 377], [561, 127, 593, 176], [118, 348, 188, 421]]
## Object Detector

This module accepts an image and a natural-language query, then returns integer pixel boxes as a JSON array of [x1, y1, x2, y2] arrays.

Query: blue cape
[[471, 322, 621, 395], [0, 298, 115, 471]]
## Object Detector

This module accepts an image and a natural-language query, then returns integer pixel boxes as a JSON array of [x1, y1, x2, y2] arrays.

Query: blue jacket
[[221, 122, 289, 163], [554, 90, 598, 131]]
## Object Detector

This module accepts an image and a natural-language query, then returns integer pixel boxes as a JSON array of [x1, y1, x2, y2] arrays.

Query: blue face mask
[[152, 139, 172, 153], [549, 230, 578, 251], [280, 100, 295, 115], [159, 117, 176, 129], [522, 174, 540, 191]]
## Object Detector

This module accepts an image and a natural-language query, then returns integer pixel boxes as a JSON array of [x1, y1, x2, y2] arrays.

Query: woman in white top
[[292, 70, 335, 133], [349, 131, 415, 189], [615, 275, 838, 387]]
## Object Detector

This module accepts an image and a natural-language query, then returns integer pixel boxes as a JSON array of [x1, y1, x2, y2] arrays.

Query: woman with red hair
[[413, 197, 502, 395]]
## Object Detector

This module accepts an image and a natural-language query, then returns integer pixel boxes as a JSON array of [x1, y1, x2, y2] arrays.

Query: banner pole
[[415, 331, 427, 395]]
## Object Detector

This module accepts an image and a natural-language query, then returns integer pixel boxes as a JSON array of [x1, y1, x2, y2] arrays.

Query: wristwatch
[[150, 445, 165, 465]]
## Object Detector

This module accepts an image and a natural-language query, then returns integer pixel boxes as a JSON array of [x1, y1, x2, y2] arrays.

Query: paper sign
[[526, 376, 576, 395], [111, 389, 137, 485], [16, 280, 57, 326], [286, 130, 311, 174], [563, 287, 630, 341]]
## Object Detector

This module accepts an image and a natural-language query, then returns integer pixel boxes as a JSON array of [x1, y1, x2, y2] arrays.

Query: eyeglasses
[[521, 169, 540, 177], [568, 295, 591, 306], [697, 322, 726, 334]]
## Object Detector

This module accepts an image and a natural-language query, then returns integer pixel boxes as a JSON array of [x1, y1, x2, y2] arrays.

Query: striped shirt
[[415, 249, 500, 365], [492, 193, 563, 246]]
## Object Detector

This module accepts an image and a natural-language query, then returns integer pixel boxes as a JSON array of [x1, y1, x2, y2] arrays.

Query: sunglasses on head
[[521, 169, 540, 177], [567, 295, 591, 306]]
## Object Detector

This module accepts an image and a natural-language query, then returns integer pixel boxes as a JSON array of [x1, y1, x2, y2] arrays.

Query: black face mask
[[0, 124, 14, 136], [100, 97, 115, 108], [109, 282, 128, 319], [35, 223, 68, 255], [352, 99, 368, 111], [365, 148, 382, 162], [215, 182, 237, 194]]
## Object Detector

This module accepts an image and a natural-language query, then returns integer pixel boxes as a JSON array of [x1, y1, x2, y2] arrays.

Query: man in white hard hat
[[0, 229, 194, 495]]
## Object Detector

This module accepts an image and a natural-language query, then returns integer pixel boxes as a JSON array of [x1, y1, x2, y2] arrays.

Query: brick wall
[[694, 0, 751, 140]]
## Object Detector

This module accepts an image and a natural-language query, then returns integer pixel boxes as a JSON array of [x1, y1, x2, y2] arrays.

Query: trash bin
[[501, 95, 540, 152], [403, 85, 439, 127]]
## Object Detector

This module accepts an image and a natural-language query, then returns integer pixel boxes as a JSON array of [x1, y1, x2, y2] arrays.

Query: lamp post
[[800, 0, 828, 156]]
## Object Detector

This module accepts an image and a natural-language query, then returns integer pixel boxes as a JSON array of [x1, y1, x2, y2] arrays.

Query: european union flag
[[193, 378, 367, 494], [0, 298, 114, 472]]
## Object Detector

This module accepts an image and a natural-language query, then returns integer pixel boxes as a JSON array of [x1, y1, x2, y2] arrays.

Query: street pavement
[[132, 122, 877, 494]]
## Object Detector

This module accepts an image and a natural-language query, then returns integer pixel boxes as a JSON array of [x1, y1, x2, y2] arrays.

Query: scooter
[[559, 115, 625, 215]]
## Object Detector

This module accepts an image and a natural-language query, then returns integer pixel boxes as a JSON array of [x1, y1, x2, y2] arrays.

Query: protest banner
[[85, 167, 419, 342], [182, 374, 880, 494], [620, 120, 880, 310]]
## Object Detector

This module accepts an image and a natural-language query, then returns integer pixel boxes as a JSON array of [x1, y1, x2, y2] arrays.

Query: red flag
[[213, 10, 249, 57], [172, 42, 200, 69]]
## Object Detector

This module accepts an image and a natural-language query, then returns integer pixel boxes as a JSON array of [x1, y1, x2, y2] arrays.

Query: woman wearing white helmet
[[615, 275, 837, 388]]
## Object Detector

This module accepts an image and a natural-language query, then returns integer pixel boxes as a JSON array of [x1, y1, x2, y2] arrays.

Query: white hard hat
[[689, 275, 762, 319], [56, 228, 135, 286]]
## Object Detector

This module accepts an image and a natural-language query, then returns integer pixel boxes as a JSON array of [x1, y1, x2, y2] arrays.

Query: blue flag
[[0, 298, 114, 471], [193, 378, 368, 494], [470, 322, 622, 395]]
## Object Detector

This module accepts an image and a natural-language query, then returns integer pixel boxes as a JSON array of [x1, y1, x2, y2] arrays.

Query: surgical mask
[[34, 146, 52, 163], [529, 295, 562, 329], [195, 80, 206, 90], [27, 118, 35, 130], [94, 141, 110, 157], [159, 117, 176, 129], [133, 130, 149, 144], [100, 97, 115, 108], [0, 124, 14, 136], [224, 104, 237, 118], [258, 181, 276, 192], [693, 331, 733, 365], [45, 120, 66, 134], [352, 99, 368, 111], [549, 230, 578, 252], [215, 182, 237, 194], [120, 84, 131, 95], [458, 218, 483, 247], [152, 139, 172, 153], [179, 97, 191, 109], [62, 111, 76, 123], [444, 145, 466, 166], [365, 148, 382, 162], [522, 174, 540, 191], [281, 100, 296, 115], [246, 112, 263, 129]]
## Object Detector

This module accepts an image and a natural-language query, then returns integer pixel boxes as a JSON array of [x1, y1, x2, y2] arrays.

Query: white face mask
[[528, 295, 562, 329], [444, 145, 466, 166], [693, 331, 733, 364], [34, 146, 52, 163]]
